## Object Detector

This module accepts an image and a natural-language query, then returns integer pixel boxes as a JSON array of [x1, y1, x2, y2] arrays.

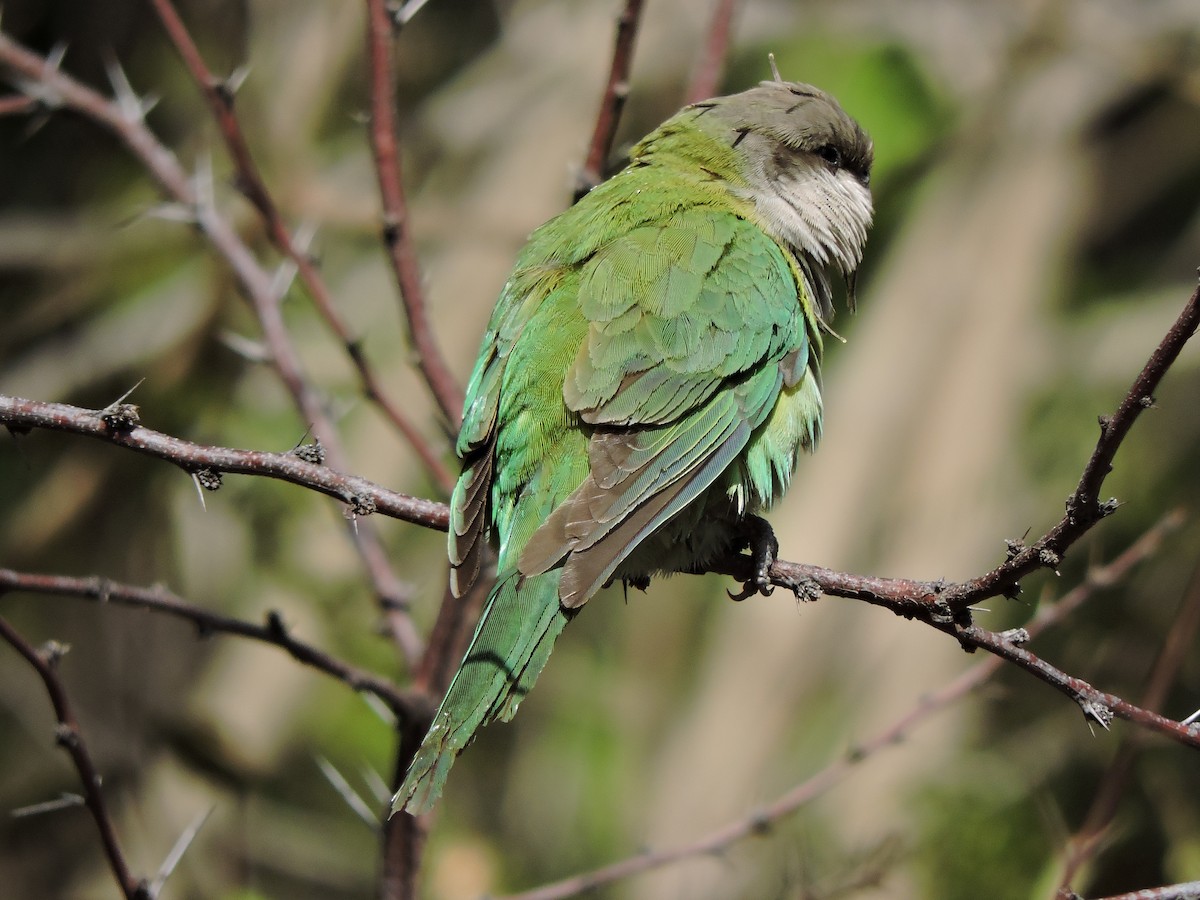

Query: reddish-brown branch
[[9, 390, 1197, 758], [940, 280, 1200, 610], [575, 0, 646, 199], [0, 569, 420, 721], [363, 0, 464, 430], [498, 511, 1185, 900], [685, 0, 741, 104], [955, 624, 1200, 748], [0, 616, 149, 900], [145, 0, 453, 492], [0, 394, 448, 534]]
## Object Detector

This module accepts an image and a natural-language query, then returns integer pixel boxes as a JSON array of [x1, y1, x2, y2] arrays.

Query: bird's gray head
[[694, 81, 874, 319]]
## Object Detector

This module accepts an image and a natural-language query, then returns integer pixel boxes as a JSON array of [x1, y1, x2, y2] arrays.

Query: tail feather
[[393, 568, 569, 815]]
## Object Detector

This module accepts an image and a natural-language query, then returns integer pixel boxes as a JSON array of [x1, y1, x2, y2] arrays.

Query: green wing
[[519, 205, 812, 605]]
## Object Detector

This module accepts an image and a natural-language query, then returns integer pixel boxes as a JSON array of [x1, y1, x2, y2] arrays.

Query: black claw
[[726, 515, 778, 601]]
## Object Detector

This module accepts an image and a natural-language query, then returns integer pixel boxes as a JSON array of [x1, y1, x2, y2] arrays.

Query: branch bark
[[0, 569, 420, 721], [498, 511, 1185, 900], [146, 0, 454, 493], [363, 0, 464, 430], [0, 616, 150, 900]]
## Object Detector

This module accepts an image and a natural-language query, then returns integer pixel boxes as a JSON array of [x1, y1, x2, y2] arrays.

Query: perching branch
[[498, 511, 1186, 900], [0, 569, 420, 721], [4, 279, 1199, 743], [146, 0, 454, 493], [939, 279, 1200, 611], [3, 277, 1197, 703], [363, 0, 464, 430], [0, 616, 150, 900], [719, 278, 1200, 623]]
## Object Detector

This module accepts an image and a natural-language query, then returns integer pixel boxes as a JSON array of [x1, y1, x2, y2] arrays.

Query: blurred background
[[1, 0, 1199, 897]]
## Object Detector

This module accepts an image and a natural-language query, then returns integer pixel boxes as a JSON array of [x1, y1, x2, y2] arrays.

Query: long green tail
[[393, 568, 570, 814]]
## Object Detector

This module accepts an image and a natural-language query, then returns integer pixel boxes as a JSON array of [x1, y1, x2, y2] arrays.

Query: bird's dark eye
[[816, 144, 841, 169]]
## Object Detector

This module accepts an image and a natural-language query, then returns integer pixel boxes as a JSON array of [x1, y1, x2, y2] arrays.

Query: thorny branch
[[0, 569, 421, 721], [363, 0, 464, 429], [498, 511, 1186, 900], [0, 28, 423, 665], [2, 281, 1198, 758], [0, 616, 150, 900], [0, 394, 447, 533], [146, 0, 454, 493], [939, 279, 1200, 610], [3, 276, 1199, 707]]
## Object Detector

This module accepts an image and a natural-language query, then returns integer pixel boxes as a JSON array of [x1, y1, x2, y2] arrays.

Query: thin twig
[[575, 0, 646, 199], [685, 0, 740, 104], [363, 0, 464, 429], [954, 624, 1200, 749], [498, 511, 1184, 900], [0, 568, 421, 720], [145, 0, 453, 492], [0, 616, 150, 900]]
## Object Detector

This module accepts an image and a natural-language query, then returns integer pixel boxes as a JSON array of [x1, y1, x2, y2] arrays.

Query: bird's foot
[[726, 515, 779, 602]]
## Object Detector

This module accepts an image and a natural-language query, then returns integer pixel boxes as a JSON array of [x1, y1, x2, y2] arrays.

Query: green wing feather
[[520, 208, 807, 604]]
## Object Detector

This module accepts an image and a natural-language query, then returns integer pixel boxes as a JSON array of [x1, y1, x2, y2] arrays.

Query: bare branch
[[940, 280, 1200, 610], [363, 0, 464, 429], [498, 511, 1184, 900], [0, 616, 150, 900], [954, 624, 1200, 750], [707, 280, 1200, 623], [0, 568, 421, 721], [145, 0, 453, 492], [575, 0, 646, 199], [0, 394, 448, 533]]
